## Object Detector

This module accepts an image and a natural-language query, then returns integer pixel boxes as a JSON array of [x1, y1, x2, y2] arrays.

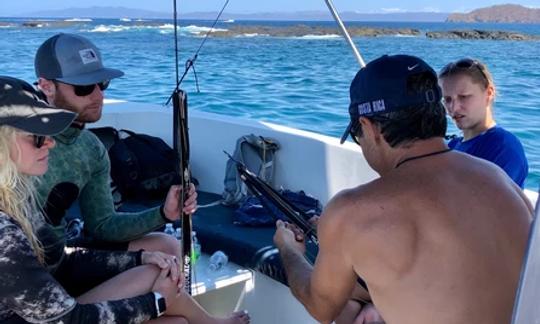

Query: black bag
[[91, 127, 180, 200]]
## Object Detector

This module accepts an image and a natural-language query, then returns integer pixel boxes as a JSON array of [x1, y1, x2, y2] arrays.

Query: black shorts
[[52, 248, 131, 297]]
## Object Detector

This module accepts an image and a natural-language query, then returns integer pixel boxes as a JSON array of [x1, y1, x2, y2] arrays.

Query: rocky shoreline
[[426, 30, 538, 41], [2, 21, 538, 41], [210, 25, 421, 37]]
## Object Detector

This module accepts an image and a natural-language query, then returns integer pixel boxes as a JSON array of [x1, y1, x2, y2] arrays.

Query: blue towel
[[233, 190, 322, 227]]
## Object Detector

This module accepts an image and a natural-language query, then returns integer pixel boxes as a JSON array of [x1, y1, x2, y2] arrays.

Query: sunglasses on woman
[[55, 80, 110, 97], [440, 58, 488, 82], [33, 135, 46, 148]]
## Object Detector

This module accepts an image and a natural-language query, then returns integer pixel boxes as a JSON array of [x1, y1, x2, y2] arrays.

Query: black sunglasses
[[348, 115, 392, 146], [56, 80, 110, 97], [33, 135, 46, 148], [349, 122, 362, 146], [440, 58, 488, 82]]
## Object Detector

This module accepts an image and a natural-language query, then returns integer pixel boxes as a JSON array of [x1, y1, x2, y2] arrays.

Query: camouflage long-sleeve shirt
[[36, 126, 166, 243], [0, 212, 156, 323]]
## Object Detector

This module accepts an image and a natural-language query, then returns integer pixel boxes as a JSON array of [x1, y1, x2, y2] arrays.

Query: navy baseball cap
[[35, 33, 124, 85], [340, 54, 441, 144], [0, 76, 77, 135]]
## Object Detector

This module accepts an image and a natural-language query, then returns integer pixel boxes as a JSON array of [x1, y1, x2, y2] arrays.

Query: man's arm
[[276, 193, 359, 323], [78, 145, 166, 242]]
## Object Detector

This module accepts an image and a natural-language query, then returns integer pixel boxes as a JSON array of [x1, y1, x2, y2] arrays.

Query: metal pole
[[323, 0, 366, 68]]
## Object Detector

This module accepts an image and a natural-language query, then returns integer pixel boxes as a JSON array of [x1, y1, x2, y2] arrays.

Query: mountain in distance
[[17, 7, 170, 19], [13, 6, 448, 22], [15, 4, 540, 23], [183, 11, 449, 22], [447, 4, 540, 23]]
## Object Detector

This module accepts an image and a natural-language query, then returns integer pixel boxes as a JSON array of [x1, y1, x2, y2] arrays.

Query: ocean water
[[1, 18, 539, 189]]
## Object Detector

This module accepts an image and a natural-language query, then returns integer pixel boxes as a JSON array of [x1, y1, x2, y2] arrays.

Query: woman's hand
[[151, 267, 185, 308], [142, 251, 181, 284]]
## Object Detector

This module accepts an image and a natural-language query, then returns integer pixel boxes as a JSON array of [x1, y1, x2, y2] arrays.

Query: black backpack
[[91, 127, 180, 200]]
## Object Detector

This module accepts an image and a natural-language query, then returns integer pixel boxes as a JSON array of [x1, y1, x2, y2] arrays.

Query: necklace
[[395, 148, 452, 169]]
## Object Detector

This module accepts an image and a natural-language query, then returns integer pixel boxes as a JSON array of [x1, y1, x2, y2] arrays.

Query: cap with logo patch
[[35, 33, 124, 85], [340, 54, 441, 144], [0, 76, 77, 135]]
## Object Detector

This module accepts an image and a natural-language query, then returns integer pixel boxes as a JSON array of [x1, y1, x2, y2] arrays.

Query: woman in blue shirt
[[439, 58, 528, 188]]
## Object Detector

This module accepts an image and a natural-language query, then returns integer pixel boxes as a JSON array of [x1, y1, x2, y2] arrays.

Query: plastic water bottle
[[209, 251, 228, 271], [191, 231, 201, 263], [164, 223, 175, 236], [174, 228, 182, 240]]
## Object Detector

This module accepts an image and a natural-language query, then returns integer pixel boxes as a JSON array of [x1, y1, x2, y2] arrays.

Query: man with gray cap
[[34, 33, 196, 264], [273, 54, 533, 324]]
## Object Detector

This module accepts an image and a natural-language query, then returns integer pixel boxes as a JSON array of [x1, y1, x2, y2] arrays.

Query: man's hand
[[142, 251, 181, 285], [273, 220, 306, 255], [162, 183, 198, 221], [308, 215, 320, 230]]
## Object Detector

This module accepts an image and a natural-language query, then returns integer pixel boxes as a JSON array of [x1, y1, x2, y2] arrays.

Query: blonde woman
[[0, 76, 249, 324], [439, 58, 528, 188]]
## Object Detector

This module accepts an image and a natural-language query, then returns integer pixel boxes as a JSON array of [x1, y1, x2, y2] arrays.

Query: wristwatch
[[152, 292, 167, 317]]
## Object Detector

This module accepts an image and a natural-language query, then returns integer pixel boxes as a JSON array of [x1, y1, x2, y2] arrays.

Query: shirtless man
[[274, 54, 533, 324]]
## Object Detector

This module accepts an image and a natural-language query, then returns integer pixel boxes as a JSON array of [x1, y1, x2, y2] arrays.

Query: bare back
[[336, 151, 532, 324]]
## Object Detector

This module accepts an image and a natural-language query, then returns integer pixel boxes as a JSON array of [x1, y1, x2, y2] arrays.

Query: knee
[[163, 234, 181, 258], [129, 232, 181, 258], [177, 317, 188, 324], [154, 233, 181, 258]]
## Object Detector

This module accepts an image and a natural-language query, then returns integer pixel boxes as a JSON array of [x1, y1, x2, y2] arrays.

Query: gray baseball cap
[[34, 33, 124, 85], [0, 76, 77, 135]]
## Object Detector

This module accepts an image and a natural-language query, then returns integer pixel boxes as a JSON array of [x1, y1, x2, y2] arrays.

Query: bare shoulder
[[321, 180, 390, 227], [318, 180, 420, 280]]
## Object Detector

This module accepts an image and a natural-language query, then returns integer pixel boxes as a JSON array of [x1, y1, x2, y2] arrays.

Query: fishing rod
[[223, 151, 318, 245], [166, 0, 230, 106], [170, 0, 230, 295], [323, 0, 366, 68], [170, 0, 193, 295]]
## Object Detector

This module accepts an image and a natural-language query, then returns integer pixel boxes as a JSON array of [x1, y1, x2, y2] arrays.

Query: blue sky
[[1, 0, 539, 15]]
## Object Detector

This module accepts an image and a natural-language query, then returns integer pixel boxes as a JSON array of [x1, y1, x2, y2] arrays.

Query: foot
[[217, 310, 250, 324]]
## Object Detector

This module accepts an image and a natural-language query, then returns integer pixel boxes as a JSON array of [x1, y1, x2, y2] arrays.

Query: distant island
[[4, 4, 540, 24], [447, 4, 540, 23], [7, 6, 449, 22]]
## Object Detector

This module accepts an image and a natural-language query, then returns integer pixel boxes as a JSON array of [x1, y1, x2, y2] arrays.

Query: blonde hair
[[439, 58, 497, 102], [0, 126, 44, 264]]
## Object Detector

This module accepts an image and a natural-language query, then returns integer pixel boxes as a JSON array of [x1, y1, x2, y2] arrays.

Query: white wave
[[85, 23, 228, 35], [88, 24, 172, 33], [239, 33, 265, 38], [159, 24, 175, 29], [64, 18, 92, 22], [394, 34, 418, 38], [298, 34, 341, 40], [120, 18, 131, 22], [89, 25, 132, 33], [224, 19, 235, 23], [182, 25, 228, 34]]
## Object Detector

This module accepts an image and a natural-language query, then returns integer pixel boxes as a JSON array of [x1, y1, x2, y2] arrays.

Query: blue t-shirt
[[448, 126, 528, 188]]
